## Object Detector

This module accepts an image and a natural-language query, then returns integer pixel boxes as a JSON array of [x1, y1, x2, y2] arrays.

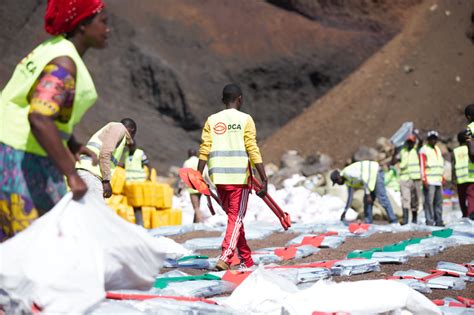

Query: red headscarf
[[44, 0, 105, 35]]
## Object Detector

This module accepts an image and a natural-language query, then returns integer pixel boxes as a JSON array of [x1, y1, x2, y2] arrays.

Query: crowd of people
[[331, 110, 474, 226], [0, 0, 471, 276]]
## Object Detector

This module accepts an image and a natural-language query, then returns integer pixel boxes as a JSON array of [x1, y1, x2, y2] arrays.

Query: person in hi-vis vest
[[76, 119, 136, 200], [396, 134, 422, 224], [419, 130, 445, 226], [182, 148, 209, 223], [198, 84, 268, 271], [463, 103, 474, 219], [452, 131, 474, 218], [0, 0, 108, 240], [124, 142, 150, 182], [330, 160, 398, 224]]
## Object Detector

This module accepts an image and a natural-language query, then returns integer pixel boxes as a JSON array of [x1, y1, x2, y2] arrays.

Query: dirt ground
[[169, 230, 474, 301]]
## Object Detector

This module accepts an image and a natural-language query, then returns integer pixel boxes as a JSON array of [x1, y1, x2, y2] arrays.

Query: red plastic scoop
[[179, 168, 219, 215]]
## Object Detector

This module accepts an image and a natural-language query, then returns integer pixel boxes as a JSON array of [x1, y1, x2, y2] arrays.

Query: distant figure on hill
[[76, 119, 136, 201], [419, 130, 445, 226], [331, 160, 397, 224], [197, 83, 268, 271]]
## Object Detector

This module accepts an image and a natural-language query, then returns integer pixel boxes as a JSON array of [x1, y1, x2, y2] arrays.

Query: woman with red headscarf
[[0, 0, 109, 239]]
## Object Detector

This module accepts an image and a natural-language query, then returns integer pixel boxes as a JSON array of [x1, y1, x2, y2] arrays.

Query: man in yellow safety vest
[[76, 118, 136, 200], [197, 84, 268, 271], [463, 103, 474, 219], [124, 142, 150, 182], [397, 134, 422, 224], [452, 131, 474, 218], [330, 160, 397, 224], [419, 130, 445, 226]]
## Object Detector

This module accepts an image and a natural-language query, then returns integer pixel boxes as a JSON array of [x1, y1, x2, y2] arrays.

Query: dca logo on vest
[[213, 122, 242, 135]]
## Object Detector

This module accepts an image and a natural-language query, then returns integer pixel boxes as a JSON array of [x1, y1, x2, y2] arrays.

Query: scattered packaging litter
[[404, 243, 440, 257], [151, 279, 236, 298], [163, 255, 212, 269], [391, 278, 432, 294], [372, 251, 409, 264], [277, 267, 332, 285], [331, 259, 381, 276], [86, 300, 144, 314], [286, 234, 345, 249], [433, 296, 474, 315], [184, 237, 223, 250], [87, 298, 235, 315], [393, 270, 466, 290], [152, 271, 235, 298], [436, 261, 474, 282]]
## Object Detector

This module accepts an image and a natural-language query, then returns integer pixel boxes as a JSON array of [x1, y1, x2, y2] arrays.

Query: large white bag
[[0, 193, 190, 314]]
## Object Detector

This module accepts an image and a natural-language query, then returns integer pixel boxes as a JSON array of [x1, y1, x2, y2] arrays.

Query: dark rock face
[[0, 0, 416, 170]]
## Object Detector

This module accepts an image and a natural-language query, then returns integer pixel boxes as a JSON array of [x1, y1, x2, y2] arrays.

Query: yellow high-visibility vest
[[0, 36, 97, 156], [207, 108, 250, 185], [125, 148, 147, 182], [421, 144, 444, 185], [342, 160, 379, 192], [399, 147, 421, 180], [75, 123, 126, 180], [467, 122, 474, 180], [453, 145, 474, 184]]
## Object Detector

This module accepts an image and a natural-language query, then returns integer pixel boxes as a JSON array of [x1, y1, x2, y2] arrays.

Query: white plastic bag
[[0, 193, 190, 314]]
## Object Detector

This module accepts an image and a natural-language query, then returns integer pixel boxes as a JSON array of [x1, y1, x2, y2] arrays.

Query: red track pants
[[217, 184, 254, 267]]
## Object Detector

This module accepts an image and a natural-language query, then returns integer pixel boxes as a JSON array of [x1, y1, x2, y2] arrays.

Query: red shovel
[[251, 176, 291, 230], [179, 168, 220, 215]]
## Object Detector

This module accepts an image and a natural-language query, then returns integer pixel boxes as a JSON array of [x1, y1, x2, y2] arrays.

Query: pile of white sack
[[0, 193, 191, 314], [174, 172, 462, 227], [174, 174, 359, 226]]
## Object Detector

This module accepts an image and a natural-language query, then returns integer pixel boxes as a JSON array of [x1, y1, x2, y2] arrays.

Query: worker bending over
[[198, 84, 268, 271], [331, 160, 397, 224], [76, 118, 136, 200]]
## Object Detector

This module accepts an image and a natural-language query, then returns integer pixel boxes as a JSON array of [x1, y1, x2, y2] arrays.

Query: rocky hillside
[[262, 0, 474, 166], [0, 0, 419, 170]]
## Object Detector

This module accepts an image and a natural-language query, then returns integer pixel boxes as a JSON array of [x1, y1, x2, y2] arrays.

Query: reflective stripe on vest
[[453, 145, 474, 184], [0, 36, 97, 156], [342, 160, 379, 192], [422, 145, 444, 185], [125, 148, 147, 182], [399, 147, 421, 180], [75, 123, 126, 179], [207, 109, 250, 185]]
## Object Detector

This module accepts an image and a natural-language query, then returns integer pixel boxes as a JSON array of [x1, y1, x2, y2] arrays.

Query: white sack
[[0, 193, 190, 314], [223, 267, 440, 315], [284, 279, 441, 315]]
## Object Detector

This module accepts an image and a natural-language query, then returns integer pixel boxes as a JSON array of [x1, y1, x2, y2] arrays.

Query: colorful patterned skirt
[[0, 142, 66, 240]]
